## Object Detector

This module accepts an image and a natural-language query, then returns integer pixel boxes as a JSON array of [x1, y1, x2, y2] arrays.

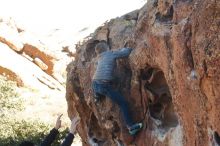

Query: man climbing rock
[[92, 41, 142, 135]]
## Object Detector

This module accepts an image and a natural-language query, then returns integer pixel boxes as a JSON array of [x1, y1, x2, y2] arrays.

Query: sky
[[0, 0, 145, 35]]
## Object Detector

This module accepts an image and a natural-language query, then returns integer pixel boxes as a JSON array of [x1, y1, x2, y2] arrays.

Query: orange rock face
[[20, 31, 57, 76], [66, 0, 220, 146]]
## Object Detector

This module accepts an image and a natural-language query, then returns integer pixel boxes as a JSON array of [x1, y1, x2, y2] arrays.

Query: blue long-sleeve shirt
[[93, 48, 132, 81]]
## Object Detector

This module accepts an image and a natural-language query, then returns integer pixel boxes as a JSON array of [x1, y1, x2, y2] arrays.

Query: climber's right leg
[[92, 80, 106, 103]]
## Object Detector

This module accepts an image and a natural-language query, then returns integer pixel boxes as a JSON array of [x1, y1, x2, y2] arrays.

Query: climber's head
[[95, 41, 109, 55]]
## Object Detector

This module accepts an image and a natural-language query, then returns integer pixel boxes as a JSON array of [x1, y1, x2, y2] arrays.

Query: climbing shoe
[[128, 123, 143, 135], [94, 93, 105, 103], [94, 96, 100, 104]]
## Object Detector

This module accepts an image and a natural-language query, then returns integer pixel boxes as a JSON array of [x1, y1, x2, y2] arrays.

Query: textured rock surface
[[66, 0, 220, 146]]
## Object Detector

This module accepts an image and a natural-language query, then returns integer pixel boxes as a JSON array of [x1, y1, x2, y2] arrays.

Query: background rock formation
[[66, 0, 220, 145], [0, 17, 76, 91]]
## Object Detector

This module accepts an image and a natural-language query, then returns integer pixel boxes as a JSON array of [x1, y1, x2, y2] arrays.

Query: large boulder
[[66, 0, 220, 146]]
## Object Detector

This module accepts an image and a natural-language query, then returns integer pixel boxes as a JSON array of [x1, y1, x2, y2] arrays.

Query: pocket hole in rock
[[141, 67, 179, 137]]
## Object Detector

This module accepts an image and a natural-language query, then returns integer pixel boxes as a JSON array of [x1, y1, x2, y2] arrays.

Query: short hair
[[95, 41, 109, 54], [19, 141, 35, 146]]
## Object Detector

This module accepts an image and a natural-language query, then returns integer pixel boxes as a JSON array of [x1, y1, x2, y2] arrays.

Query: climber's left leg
[[105, 85, 134, 127], [105, 87, 143, 135]]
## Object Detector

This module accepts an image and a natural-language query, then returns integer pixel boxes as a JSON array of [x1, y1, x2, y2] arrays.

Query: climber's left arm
[[112, 48, 133, 58]]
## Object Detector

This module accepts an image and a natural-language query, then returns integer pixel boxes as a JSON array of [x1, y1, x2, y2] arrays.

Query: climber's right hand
[[123, 40, 135, 48]]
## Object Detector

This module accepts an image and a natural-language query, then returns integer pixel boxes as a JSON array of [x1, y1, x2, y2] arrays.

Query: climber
[[92, 41, 143, 135]]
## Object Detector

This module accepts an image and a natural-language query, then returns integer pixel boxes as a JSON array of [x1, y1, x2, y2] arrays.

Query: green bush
[[0, 76, 68, 146], [0, 76, 23, 110], [0, 115, 69, 146], [0, 116, 49, 146]]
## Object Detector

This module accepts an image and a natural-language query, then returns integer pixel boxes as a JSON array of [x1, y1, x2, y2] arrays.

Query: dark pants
[[92, 80, 134, 127]]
